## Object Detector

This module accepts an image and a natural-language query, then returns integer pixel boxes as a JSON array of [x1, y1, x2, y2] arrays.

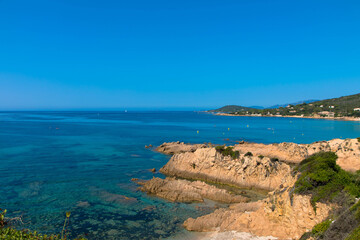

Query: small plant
[[191, 163, 196, 169], [258, 155, 264, 159], [0, 209, 87, 240], [270, 158, 279, 162], [61, 211, 71, 240], [244, 152, 253, 157], [215, 145, 240, 159], [0, 209, 7, 227], [357, 137, 360, 143]]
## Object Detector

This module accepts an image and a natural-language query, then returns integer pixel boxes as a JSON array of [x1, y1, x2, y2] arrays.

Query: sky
[[1, 0, 360, 110]]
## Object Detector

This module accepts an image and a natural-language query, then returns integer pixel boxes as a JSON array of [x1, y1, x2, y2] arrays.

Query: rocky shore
[[136, 177, 249, 203], [137, 138, 360, 239]]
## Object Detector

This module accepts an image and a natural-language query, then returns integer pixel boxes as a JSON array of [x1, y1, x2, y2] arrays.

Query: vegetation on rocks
[[215, 145, 240, 159], [244, 151, 253, 157], [311, 219, 332, 236], [295, 152, 360, 240], [294, 152, 360, 208]]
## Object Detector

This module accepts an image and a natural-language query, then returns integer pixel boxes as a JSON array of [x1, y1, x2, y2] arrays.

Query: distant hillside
[[210, 93, 360, 118], [268, 99, 318, 109], [209, 105, 256, 113], [248, 106, 265, 109]]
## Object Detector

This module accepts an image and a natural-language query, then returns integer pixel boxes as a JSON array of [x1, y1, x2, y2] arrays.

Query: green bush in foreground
[[294, 152, 360, 209], [0, 209, 86, 240], [0, 227, 60, 239], [215, 145, 240, 159]]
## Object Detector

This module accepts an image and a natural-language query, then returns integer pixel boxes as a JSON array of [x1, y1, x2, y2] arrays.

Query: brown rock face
[[137, 177, 249, 203], [155, 141, 206, 155], [233, 138, 360, 171], [160, 147, 293, 191], [184, 178, 334, 240]]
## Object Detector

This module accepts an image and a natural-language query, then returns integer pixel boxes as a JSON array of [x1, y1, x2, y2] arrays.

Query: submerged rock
[[137, 177, 249, 203]]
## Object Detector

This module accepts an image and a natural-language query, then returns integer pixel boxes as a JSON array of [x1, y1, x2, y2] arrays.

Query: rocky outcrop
[[160, 147, 293, 191], [142, 139, 360, 239], [184, 178, 334, 240], [234, 138, 360, 171], [137, 177, 249, 203], [155, 141, 206, 155]]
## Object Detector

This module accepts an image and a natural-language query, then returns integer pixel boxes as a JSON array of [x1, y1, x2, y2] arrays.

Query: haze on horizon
[[1, 0, 360, 110]]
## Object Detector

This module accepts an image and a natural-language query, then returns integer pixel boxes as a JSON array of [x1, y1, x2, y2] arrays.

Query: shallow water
[[1, 111, 359, 239]]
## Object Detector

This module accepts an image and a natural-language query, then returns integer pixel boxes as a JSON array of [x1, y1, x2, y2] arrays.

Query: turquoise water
[[1, 111, 360, 239]]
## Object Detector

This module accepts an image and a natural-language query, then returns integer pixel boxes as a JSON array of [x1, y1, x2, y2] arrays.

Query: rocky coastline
[[137, 138, 360, 240]]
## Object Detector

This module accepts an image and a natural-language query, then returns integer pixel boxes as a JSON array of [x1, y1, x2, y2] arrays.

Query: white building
[[354, 108, 360, 111]]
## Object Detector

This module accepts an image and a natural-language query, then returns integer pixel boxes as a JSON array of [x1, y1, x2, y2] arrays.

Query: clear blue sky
[[1, 0, 360, 110]]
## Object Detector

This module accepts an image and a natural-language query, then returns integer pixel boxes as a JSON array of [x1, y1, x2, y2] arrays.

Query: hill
[[268, 99, 318, 109], [208, 105, 256, 113], [210, 93, 360, 118]]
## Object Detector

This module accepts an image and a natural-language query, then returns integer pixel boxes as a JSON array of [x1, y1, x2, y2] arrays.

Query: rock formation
[[233, 138, 360, 171], [137, 177, 249, 203], [160, 147, 293, 191], [184, 178, 334, 240]]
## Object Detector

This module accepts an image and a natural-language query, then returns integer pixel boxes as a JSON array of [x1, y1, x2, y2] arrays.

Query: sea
[[1, 111, 360, 239]]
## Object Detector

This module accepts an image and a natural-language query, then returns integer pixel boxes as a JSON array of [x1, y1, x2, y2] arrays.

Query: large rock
[[155, 141, 206, 155], [137, 177, 249, 203], [184, 178, 334, 240], [160, 148, 293, 191]]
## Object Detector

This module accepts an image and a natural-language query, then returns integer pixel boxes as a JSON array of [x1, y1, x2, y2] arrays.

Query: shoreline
[[208, 112, 360, 121]]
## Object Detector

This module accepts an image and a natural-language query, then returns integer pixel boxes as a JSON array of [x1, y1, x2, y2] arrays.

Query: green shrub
[[191, 163, 196, 169], [357, 137, 360, 143], [0, 228, 61, 239], [346, 225, 360, 240], [0, 209, 86, 240], [311, 219, 332, 236], [215, 145, 240, 159], [294, 152, 360, 208], [258, 155, 264, 159], [244, 152, 253, 157]]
